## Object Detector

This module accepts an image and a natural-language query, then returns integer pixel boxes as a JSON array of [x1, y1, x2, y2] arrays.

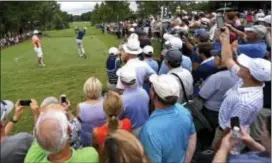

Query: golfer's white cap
[[33, 30, 39, 34], [238, 54, 271, 82], [108, 47, 119, 55], [149, 74, 180, 100]]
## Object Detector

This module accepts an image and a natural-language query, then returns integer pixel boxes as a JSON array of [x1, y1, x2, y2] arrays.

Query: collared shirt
[[116, 58, 155, 89], [237, 40, 267, 58], [218, 65, 264, 129], [144, 58, 159, 73], [168, 67, 194, 103], [76, 29, 86, 40], [140, 103, 196, 163], [158, 55, 192, 75], [193, 57, 218, 82], [228, 151, 270, 163], [120, 87, 149, 129], [199, 70, 237, 112]]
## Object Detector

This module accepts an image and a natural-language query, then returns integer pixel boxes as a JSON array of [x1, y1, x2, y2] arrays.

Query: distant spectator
[[140, 74, 196, 163], [117, 67, 149, 137], [193, 42, 217, 83], [25, 105, 99, 162], [78, 77, 106, 146], [106, 47, 121, 91], [92, 91, 132, 149], [1, 100, 34, 163], [100, 130, 149, 163], [138, 30, 151, 48]]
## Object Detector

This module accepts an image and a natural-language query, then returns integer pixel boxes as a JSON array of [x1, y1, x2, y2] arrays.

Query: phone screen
[[216, 16, 225, 28], [61, 96, 67, 103], [230, 116, 240, 129], [20, 100, 31, 106]]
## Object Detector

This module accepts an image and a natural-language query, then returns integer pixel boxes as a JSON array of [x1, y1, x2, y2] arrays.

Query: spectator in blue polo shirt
[[226, 24, 267, 58], [140, 74, 196, 163], [117, 67, 149, 138], [193, 42, 217, 83], [143, 45, 158, 94]]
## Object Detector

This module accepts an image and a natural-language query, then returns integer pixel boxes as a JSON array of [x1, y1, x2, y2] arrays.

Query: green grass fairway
[[1, 22, 161, 133]]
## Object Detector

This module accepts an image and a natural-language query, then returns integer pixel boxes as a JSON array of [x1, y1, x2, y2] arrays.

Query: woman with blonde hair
[[92, 91, 132, 149], [100, 130, 148, 163], [78, 77, 106, 146]]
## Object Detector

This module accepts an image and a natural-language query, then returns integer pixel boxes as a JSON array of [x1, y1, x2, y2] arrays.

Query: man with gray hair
[[226, 24, 267, 58], [24, 104, 98, 163]]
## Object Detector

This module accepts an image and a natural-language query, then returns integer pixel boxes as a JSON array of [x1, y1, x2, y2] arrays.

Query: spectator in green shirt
[[24, 104, 98, 163]]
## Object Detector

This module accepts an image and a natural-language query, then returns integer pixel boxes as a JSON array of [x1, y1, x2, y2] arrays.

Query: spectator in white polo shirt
[[164, 49, 193, 104], [117, 38, 155, 91], [117, 66, 149, 138], [212, 27, 272, 150]]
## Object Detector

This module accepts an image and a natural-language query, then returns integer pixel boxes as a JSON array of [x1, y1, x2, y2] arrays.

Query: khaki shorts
[[34, 47, 43, 57]]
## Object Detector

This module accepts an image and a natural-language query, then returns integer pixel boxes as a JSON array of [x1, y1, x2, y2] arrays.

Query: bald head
[[35, 109, 69, 153]]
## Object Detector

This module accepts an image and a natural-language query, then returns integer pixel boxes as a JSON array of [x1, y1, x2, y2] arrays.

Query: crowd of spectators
[[1, 8, 272, 163], [0, 31, 33, 49]]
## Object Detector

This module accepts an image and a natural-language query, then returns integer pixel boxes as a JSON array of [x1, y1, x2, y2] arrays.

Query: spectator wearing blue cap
[[165, 49, 193, 103], [159, 35, 192, 74]]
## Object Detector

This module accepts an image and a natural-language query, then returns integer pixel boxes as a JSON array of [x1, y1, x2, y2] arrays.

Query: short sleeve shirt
[[237, 41, 267, 58]]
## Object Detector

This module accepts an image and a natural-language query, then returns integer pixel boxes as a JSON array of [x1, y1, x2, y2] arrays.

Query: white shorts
[[34, 47, 43, 57], [76, 39, 83, 49]]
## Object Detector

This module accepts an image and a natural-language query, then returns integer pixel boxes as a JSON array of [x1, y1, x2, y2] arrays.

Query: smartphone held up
[[19, 100, 31, 106]]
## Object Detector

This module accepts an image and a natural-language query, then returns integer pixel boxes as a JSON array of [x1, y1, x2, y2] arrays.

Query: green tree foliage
[[90, 2, 132, 25], [0, 1, 73, 34]]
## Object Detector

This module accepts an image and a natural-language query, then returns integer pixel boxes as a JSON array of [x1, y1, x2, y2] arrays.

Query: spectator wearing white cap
[[25, 104, 98, 163], [116, 38, 155, 90], [159, 36, 192, 74], [106, 47, 121, 90], [1, 100, 34, 163], [212, 27, 271, 150], [117, 67, 149, 137], [164, 49, 193, 103], [226, 24, 267, 58], [140, 74, 196, 163]]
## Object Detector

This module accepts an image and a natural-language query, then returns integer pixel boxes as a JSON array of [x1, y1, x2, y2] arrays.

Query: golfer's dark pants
[[116, 32, 121, 39]]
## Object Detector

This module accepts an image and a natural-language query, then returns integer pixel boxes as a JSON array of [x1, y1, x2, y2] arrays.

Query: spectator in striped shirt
[[212, 27, 271, 150], [106, 47, 121, 91]]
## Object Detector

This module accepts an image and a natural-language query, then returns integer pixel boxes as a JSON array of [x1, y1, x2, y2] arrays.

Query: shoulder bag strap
[[171, 73, 189, 103]]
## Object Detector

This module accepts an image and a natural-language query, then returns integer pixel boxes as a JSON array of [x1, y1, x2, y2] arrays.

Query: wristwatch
[[11, 118, 18, 124]]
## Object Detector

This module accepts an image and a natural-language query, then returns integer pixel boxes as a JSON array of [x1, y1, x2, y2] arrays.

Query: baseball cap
[[168, 37, 183, 50], [1, 100, 14, 121], [33, 30, 39, 34], [108, 47, 119, 55], [244, 25, 266, 39], [128, 28, 135, 32], [238, 54, 271, 82], [116, 66, 136, 84], [149, 74, 180, 100], [143, 45, 154, 55], [258, 15, 271, 24], [195, 29, 210, 42], [123, 38, 142, 55], [165, 49, 183, 63]]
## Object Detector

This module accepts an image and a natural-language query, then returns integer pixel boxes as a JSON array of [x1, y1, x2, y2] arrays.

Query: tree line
[[0, 1, 74, 35]]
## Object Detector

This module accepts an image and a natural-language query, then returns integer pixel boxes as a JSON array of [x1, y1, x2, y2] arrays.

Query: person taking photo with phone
[[212, 26, 271, 151], [1, 100, 34, 163]]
